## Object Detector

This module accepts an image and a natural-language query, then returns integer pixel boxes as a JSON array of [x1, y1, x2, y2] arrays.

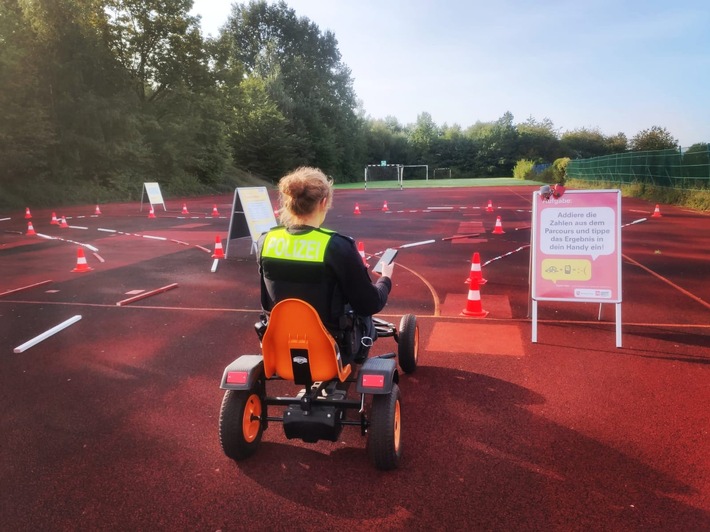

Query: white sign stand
[[141, 182, 167, 212]]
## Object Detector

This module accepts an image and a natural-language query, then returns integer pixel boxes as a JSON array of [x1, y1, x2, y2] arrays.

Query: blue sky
[[191, 0, 710, 147]]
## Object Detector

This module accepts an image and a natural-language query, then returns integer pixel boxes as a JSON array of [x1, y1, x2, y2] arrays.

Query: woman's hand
[[380, 260, 394, 279]]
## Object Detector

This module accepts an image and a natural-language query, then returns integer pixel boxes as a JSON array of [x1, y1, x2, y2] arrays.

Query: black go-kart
[[219, 298, 419, 470]]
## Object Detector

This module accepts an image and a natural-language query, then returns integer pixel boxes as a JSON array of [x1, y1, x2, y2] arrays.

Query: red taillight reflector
[[362, 374, 385, 388], [226, 371, 248, 384]]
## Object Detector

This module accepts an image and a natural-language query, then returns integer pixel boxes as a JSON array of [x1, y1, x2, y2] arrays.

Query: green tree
[[223, 0, 364, 180], [516, 116, 561, 162], [408, 112, 440, 163], [105, 0, 230, 188], [0, 0, 55, 199], [630, 126, 678, 151]]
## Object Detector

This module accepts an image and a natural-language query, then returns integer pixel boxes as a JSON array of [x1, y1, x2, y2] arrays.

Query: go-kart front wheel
[[397, 314, 419, 374], [367, 384, 402, 470], [219, 389, 264, 460]]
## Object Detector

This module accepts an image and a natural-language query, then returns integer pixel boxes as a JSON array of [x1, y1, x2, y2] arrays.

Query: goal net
[[364, 164, 403, 189]]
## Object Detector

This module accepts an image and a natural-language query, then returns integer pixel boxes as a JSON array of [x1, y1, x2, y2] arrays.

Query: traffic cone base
[[212, 236, 225, 259], [492, 216, 505, 234], [71, 248, 93, 273]]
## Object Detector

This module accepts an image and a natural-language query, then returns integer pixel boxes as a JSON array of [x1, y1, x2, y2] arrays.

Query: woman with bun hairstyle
[[257, 167, 394, 363]]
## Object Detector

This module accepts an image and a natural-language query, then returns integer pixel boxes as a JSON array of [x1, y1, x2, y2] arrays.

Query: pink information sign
[[532, 189, 621, 303]]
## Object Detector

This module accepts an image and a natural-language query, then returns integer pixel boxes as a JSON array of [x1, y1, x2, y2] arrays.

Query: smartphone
[[373, 248, 398, 274]]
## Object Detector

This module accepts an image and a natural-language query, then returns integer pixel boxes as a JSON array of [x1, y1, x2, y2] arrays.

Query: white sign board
[[530, 189, 623, 347], [141, 182, 166, 211], [226, 187, 277, 257]]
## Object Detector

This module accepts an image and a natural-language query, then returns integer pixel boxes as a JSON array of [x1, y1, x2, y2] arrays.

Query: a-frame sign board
[[140, 182, 167, 212], [530, 189, 623, 347], [225, 187, 277, 258]]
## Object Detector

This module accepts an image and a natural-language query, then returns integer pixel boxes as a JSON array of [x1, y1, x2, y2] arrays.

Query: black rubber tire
[[219, 388, 264, 460], [397, 314, 419, 374], [367, 384, 402, 470]]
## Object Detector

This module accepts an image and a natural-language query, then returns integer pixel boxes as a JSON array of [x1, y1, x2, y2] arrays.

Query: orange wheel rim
[[393, 400, 401, 452], [242, 394, 262, 443]]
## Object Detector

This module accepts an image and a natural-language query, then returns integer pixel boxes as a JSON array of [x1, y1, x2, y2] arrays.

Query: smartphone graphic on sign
[[373, 248, 398, 274]]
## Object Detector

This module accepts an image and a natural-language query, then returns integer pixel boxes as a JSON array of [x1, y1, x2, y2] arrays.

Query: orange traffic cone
[[354, 203, 361, 215], [492, 216, 505, 234], [485, 200, 494, 213], [59, 216, 69, 228], [71, 248, 93, 273], [212, 235, 225, 259], [357, 241, 368, 267], [382, 200, 389, 212], [461, 278, 489, 317], [212, 204, 220, 217], [148, 205, 156, 219], [25, 207, 32, 219], [94, 205, 102, 215], [26, 221, 36, 236], [181, 203, 189, 215], [652, 204, 662, 218], [465, 252, 487, 285], [50, 212, 59, 225]]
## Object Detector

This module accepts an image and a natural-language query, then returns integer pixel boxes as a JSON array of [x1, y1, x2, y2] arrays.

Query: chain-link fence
[[567, 145, 710, 189]]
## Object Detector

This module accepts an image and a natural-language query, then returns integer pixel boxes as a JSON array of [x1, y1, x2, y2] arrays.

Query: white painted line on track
[[0, 280, 53, 297], [141, 235, 167, 241], [211, 259, 219, 273], [13, 315, 82, 353]]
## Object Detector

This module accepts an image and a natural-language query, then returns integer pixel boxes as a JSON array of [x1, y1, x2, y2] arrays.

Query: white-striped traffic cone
[[492, 216, 505, 234], [461, 278, 488, 317], [465, 252, 487, 285], [71, 248, 93, 273]]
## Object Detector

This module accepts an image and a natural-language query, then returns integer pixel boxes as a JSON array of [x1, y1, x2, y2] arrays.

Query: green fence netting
[[567, 145, 710, 188]]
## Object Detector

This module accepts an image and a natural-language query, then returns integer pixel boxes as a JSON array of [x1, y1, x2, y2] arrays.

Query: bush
[[513, 159, 536, 180], [552, 157, 570, 184]]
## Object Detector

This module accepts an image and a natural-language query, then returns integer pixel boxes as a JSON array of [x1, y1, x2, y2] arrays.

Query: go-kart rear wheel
[[367, 384, 402, 470], [219, 389, 264, 460], [397, 314, 419, 374]]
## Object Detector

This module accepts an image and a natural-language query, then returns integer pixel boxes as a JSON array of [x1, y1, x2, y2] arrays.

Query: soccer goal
[[433, 167, 451, 179], [363, 164, 430, 189], [364, 164, 403, 189]]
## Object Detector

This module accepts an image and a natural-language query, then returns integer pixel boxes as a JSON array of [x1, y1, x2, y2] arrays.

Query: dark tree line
[[0, 0, 686, 207]]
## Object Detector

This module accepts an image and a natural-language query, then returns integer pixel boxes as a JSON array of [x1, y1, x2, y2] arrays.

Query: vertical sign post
[[531, 189, 622, 347]]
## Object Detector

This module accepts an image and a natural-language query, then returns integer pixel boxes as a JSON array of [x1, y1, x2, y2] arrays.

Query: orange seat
[[261, 299, 352, 384]]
